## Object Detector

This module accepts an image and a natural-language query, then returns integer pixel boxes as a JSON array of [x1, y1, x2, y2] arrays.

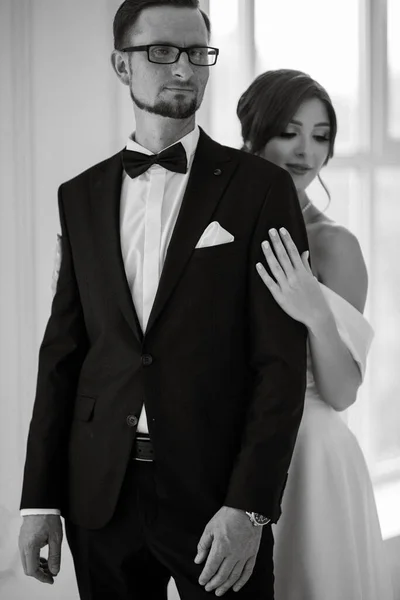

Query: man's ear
[[111, 50, 130, 86]]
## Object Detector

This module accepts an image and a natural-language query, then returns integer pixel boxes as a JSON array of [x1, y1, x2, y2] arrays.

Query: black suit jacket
[[21, 130, 308, 530]]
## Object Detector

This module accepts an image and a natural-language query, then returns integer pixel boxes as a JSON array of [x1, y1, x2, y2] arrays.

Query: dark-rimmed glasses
[[120, 44, 219, 66]]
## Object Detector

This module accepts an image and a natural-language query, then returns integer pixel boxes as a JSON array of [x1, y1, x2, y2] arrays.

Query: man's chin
[[152, 99, 199, 119], [131, 91, 200, 119]]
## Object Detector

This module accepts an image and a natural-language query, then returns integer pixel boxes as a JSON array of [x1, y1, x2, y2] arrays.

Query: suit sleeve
[[224, 167, 309, 523], [20, 186, 89, 511]]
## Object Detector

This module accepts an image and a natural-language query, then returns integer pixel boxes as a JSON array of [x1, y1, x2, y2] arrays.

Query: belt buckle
[[134, 435, 154, 462]]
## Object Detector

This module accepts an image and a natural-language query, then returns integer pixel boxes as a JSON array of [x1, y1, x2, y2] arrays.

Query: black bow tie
[[122, 142, 188, 179]]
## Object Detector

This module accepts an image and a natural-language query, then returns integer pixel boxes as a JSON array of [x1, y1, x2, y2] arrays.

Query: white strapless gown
[[273, 283, 393, 600]]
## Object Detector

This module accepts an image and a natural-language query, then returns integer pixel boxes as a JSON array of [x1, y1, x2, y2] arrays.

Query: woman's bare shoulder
[[308, 217, 355, 252], [307, 217, 368, 312]]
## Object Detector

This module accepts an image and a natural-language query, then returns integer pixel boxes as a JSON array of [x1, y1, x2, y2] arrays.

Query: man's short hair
[[113, 0, 211, 49]]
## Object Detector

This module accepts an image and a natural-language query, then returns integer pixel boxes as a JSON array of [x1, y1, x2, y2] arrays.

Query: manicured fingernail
[[262, 241, 269, 250], [280, 227, 287, 235], [269, 228, 277, 236], [256, 262, 262, 270]]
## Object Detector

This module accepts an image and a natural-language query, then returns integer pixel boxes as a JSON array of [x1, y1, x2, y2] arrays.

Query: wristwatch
[[245, 511, 271, 527]]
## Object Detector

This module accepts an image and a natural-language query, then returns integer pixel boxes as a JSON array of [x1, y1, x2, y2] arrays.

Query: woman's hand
[[256, 227, 330, 329]]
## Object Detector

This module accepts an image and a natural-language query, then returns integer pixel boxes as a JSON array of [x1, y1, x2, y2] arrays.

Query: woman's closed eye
[[279, 132, 330, 143]]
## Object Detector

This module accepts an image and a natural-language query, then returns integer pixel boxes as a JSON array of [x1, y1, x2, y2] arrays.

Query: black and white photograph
[[1, 1, 399, 598]]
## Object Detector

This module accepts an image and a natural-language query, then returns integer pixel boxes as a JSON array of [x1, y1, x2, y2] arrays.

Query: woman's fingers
[[261, 241, 286, 285], [256, 262, 276, 289], [301, 250, 312, 272], [268, 228, 295, 276], [256, 263, 282, 304], [278, 228, 304, 268], [261, 227, 310, 287]]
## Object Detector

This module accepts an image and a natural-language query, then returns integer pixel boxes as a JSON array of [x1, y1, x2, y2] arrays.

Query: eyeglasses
[[120, 44, 219, 67]]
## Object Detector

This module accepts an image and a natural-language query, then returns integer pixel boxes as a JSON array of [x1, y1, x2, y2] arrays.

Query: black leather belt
[[133, 434, 155, 462]]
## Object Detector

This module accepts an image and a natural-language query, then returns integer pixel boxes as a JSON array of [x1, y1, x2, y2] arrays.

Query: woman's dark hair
[[113, 0, 211, 49], [237, 69, 337, 203]]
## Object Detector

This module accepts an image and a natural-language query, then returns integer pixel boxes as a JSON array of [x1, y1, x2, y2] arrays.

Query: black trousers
[[65, 461, 275, 599]]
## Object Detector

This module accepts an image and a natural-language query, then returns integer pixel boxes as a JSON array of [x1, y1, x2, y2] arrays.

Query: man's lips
[[165, 87, 195, 92]]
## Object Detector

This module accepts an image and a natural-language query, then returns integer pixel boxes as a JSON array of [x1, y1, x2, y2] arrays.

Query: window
[[388, 0, 400, 139], [371, 170, 400, 467], [254, 0, 362, 154], [205, 0, 246, 147]]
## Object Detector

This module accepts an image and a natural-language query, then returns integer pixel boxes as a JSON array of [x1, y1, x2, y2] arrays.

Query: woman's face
[[260, 97, 331, 193]]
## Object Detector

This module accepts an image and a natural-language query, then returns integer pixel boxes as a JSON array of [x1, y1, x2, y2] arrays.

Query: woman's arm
[[308, 226, 368, 411], [256, 225, 368, 411]]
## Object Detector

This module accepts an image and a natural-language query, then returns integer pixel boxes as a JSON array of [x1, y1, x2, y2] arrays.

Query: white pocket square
[[195, 221, 235, 249]]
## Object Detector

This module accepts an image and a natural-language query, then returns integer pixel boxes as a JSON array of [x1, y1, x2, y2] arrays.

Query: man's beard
[[130, 88, 200, 119]]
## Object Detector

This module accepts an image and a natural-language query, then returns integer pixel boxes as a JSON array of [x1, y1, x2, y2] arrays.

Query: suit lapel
[[90, 152, 143, 344], [145, 130, 239, 336]]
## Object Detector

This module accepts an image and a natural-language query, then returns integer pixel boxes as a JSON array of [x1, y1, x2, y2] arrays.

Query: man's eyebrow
[[144, 41, 209, 46]]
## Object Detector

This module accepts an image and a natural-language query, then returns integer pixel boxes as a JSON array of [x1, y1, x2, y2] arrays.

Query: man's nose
[[171, 51, 194, 78]]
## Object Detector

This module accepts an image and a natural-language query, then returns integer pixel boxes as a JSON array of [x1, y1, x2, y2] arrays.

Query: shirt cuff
[[20, 509, 61, 516]]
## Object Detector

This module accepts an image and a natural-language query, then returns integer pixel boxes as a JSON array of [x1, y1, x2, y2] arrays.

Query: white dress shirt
[[121, 126, 200, 432], [21, 126, 200, 517]]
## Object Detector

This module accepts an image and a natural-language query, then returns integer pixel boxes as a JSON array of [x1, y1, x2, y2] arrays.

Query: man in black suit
[[19, 1, 308, 598]]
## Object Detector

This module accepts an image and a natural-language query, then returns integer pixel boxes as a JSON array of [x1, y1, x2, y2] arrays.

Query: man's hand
[[19, 515, 63, 584], [194, 506, 263, 596]]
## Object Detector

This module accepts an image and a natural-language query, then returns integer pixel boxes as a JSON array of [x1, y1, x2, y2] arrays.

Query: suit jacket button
[[141, 354, 153, 366], [213, 168, 222, 176], [126, 415, 138, 427]]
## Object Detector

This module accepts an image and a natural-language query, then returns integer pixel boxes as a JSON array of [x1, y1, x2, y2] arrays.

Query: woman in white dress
[[237, 69, 393, 599]]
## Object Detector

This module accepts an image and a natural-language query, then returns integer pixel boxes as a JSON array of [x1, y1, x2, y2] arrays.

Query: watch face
[[253, 513, 270, 525]]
